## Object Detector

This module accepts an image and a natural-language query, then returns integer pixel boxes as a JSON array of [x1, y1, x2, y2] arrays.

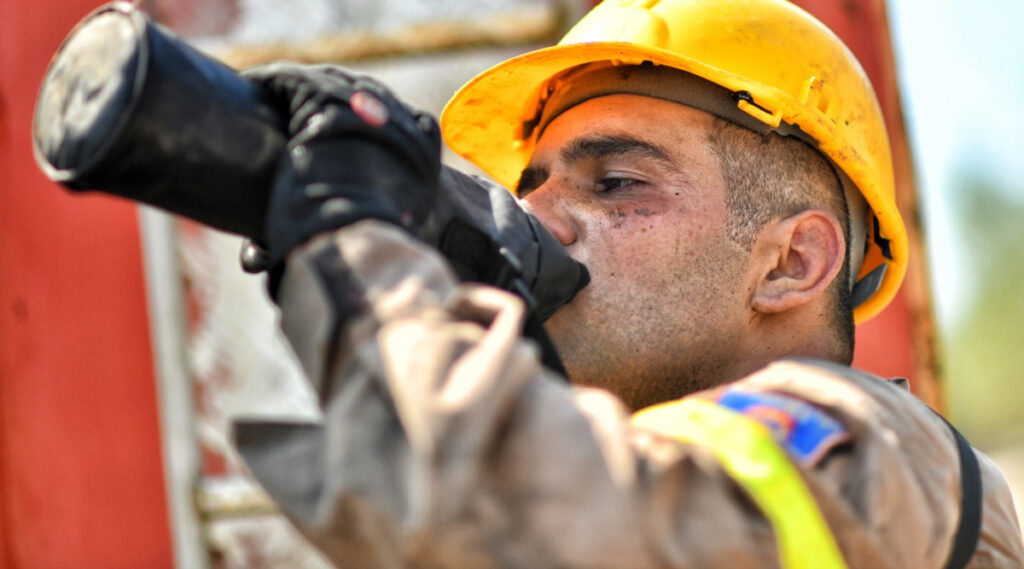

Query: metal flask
[[33, 1, 285, 239]]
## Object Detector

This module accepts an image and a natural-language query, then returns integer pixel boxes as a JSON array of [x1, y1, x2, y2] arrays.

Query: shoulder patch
[[716, 389, 850, 467]]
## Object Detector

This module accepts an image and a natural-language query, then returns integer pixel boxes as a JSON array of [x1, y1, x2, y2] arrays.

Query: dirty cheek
[[603, 205, 666, 230], [589, 207, 680, 277]]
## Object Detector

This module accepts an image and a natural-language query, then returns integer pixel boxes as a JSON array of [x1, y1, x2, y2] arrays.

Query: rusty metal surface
[[216, 15, 559, 69], [147, 0, 557, 39], [198, 475, 278, 518], [207, 514, 333, 569], [144, 0, 568, 67]]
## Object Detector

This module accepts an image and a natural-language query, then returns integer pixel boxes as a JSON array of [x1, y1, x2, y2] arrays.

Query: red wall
[[0, 3, 174, 568]]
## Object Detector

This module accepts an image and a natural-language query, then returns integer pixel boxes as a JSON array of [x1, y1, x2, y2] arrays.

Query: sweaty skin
[[518, 95, 763, 409]]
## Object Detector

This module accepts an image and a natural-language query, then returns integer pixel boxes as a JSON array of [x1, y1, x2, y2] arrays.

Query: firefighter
[[232, 0, 1024, 567]]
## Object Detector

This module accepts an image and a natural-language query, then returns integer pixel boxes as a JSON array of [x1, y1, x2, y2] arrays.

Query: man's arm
[[236, 221, 777, 568], [235, 220, 1024, 569]]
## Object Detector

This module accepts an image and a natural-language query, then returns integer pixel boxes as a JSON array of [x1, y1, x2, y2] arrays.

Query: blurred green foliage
[[943, 175, 1024, 449]]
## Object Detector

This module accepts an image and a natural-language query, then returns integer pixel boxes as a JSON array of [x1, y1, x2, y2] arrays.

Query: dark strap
[[522, 312, 569, 379], [941, 417, 984, 569]]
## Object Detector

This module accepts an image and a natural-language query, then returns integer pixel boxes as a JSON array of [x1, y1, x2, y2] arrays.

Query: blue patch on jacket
[[717, 389, 850, 466]]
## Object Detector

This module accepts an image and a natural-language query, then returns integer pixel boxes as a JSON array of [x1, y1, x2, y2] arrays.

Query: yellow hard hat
[[441, 0, 906, 323]]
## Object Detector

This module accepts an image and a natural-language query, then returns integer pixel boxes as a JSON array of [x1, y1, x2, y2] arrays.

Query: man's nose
[[520, 185, 578, 246]]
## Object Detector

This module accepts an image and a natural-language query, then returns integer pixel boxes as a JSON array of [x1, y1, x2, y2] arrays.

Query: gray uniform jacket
[[235, 221, 1024, 569]]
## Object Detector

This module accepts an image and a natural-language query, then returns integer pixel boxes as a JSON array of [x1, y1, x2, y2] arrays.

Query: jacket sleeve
[[233, 220, 1024, 569]]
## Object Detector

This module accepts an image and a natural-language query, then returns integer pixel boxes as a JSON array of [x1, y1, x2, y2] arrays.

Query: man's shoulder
[[752, 357, 886, 384], [721, 357, 958, 471], [734, 357, 917, 414], [722, 359, 1024, 566]]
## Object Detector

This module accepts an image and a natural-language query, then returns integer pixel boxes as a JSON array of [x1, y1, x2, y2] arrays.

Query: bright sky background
[[888, 0, 1024, 327]]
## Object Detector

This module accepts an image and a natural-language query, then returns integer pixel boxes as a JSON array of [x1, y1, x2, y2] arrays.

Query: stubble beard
[[543, 278, 745, 411]]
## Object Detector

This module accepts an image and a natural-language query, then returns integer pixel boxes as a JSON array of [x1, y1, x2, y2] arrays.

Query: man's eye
[[596, 177, 639, 193]]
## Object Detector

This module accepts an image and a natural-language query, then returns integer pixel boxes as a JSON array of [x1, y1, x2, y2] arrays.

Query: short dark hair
[[706, 118, 855, 361]]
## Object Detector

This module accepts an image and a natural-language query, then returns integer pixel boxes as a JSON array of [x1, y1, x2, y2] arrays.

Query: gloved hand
[[238, 64, 586, 375], [240, 62, 442, 280]]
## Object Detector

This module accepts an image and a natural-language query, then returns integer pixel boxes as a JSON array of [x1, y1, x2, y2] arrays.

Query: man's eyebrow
[[515, 135, 672, 195], [561, 135, 673, 166], [516, 164, 549, 195]]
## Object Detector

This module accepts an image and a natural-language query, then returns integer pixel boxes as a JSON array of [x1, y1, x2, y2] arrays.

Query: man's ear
[[751, 210, 845, 315]]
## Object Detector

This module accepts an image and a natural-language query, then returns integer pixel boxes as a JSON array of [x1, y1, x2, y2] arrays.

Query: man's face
[[518, 94, 757, 409]]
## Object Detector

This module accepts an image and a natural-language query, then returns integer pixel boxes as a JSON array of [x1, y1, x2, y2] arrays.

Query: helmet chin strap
[[528, 61, 873, 301], [837, 167, 873, 304]]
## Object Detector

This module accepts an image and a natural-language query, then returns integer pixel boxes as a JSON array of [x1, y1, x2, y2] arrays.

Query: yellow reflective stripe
[[632, 398, 847, 569]]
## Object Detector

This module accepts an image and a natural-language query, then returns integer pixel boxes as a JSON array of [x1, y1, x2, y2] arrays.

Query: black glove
[[239, 63, 586, 377], [240, 63, 441, 279]]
